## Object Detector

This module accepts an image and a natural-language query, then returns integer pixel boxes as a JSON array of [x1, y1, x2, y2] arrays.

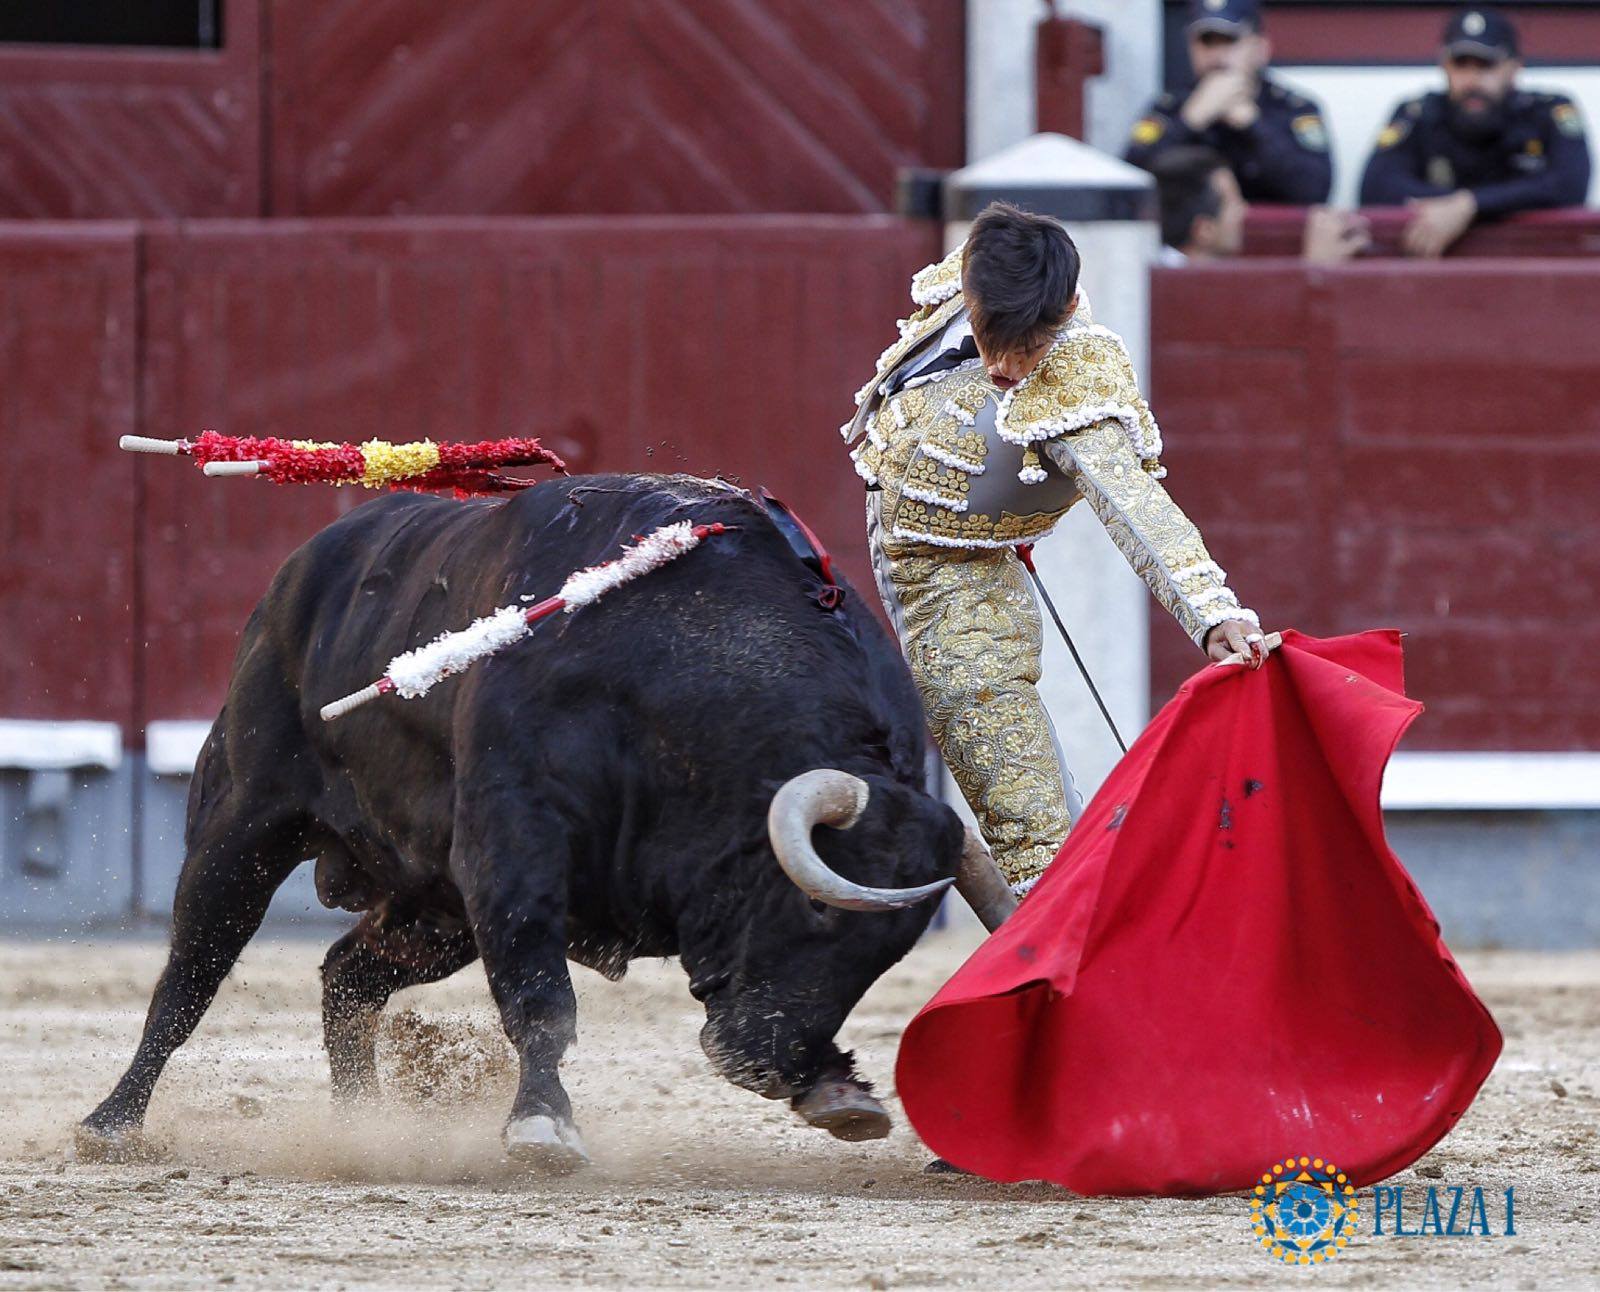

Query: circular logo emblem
[[1464, 12, 1487, 37], [1252, 1156, 1359, 1266]]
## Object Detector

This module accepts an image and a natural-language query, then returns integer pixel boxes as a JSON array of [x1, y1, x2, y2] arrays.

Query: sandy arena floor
[[1, 934, 1596, 1290]]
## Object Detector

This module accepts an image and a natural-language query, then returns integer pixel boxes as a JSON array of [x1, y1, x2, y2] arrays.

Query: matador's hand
[[1206, 619, 1272, 670]]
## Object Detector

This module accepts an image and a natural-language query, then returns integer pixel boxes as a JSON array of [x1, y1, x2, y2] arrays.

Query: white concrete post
[[967, 0, 1164, 163]]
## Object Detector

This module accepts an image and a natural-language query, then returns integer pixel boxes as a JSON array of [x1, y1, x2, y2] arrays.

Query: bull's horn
[[954, 828, 1019, 932], [767, 770, 954, 912]]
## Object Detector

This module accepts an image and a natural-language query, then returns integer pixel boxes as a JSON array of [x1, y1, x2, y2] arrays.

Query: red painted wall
[[0, 0, 964, 220], [268, 0, 966, 217], [0, 217, 936, 729], [0, 226, 139, 728], [0, 1, 261, 218], [1148, 259, 1600, 750], [1265, 5, 1600, 65]]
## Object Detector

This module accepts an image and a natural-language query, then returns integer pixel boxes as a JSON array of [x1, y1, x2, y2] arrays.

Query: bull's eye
[[809, 899, 829, 916]]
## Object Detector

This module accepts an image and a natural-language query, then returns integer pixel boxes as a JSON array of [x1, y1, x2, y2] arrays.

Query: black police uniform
[[1359, 89, 1591, 216], [1126, 76, 1333, 204]]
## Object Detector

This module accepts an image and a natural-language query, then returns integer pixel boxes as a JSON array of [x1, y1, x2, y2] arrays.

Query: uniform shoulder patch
[[1552, 100, 1586, 139], [1131, 116, 1166, 146], [1376, 118, 1411, 150], [1292, 113, 1329, 152], [1404, 97, 1426, 119]]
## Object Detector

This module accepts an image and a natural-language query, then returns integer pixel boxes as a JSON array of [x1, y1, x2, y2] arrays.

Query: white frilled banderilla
[[320, 521, 730, 721]]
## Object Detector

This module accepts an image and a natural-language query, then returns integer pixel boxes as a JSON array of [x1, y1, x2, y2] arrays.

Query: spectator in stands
[[1151, 147, 1247, 263], [1151, 145, 1370, 265], [1125, 0, 1332, 205], [1361, 8, 1592, 258]]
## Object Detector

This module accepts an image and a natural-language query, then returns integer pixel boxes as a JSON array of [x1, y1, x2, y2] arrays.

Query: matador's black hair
[[962, 202, 1081, 358]]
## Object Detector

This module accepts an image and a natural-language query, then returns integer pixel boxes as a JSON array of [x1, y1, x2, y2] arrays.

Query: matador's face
[[968, 289, 1081, 391], [979, 336, 1057, 391]]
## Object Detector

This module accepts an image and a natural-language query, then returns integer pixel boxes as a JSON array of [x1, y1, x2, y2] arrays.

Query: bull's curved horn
[[954, 828, 1019, 932], [767, 770, 954, 912]]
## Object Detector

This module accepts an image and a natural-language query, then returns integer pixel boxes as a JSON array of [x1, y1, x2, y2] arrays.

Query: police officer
[[1125, 0, 1332, 205], [1361, 8, 1592, 258]]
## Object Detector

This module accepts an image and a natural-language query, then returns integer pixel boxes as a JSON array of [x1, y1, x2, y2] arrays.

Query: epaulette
[[993, 324, 1165, 481], [1156, 92, 1180, 112], [909, 244, 965, 308], [846, 245, 967, 414]]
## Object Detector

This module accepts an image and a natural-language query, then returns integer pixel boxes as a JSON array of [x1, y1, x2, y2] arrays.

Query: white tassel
[[558, 521, 700, 609], [387, 604, 531, 698]]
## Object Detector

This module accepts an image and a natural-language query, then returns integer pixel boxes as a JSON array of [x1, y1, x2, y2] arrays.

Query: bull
[[78, 474, 1014, 1169]]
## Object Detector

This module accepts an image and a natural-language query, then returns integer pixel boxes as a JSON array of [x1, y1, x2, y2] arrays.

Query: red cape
[[896, 630, 1501, 1195]]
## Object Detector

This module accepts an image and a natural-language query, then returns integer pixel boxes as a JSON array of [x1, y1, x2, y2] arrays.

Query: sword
[[1014, 543, 1128, 755]]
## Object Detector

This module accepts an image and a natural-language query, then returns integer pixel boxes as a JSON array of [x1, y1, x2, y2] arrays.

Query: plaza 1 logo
[[1250, 1156, 1520, 1267], [1251, 1156, 1360, 1266]]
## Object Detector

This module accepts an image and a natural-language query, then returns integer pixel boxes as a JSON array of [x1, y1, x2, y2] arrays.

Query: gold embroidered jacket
[[844, 245, 1258, 646]]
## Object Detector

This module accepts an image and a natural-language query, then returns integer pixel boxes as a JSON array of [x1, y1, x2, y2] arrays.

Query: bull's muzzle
[[766, 770, 1017, 931]]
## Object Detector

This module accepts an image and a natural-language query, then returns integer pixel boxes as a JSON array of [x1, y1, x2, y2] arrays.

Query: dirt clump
[[377, 1008, 517, 1105]]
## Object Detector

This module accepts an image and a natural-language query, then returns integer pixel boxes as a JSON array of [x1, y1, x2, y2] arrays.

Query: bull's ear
[[859, 773, 965, 880], [858, 775, 1015, 930]]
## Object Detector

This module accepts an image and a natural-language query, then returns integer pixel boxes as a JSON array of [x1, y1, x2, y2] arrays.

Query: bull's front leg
[[452, 800, 588, 1172]]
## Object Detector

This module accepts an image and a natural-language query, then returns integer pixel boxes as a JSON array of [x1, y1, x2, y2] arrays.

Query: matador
[[843, 203, 1270, 895]]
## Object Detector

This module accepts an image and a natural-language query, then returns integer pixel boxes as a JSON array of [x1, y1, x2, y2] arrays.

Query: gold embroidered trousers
[[869, 498, 1075, 889]]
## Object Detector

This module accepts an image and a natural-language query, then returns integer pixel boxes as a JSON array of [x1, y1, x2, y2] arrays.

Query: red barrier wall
[[1244, 208, 1600, 259], [18, 216, 936, 728], [10, 221, 1593, 753], [0, 226, 139, 728], [1149, 259, 1600, 750]]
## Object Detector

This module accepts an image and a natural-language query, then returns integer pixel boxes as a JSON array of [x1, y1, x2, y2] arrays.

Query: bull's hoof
[[72, 1121, 161, 1165], [502, 1115, 590, 1173], [793, 1080, 891, 1142]]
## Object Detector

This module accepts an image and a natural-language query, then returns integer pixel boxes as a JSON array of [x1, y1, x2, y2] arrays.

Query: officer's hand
[[1302, 207, 1371, 264], [1223, 95, 1261, 130], [1182, 71, 1254, 131], [1205, 620, 1272, 670], [1401, 191, 1478, 259]]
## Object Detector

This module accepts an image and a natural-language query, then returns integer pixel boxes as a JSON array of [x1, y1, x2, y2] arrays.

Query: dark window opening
[[0, 1, 222, 51]]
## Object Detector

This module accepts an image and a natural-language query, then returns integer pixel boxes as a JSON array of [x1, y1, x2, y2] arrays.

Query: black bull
[[80, 474, 1013, 1168]]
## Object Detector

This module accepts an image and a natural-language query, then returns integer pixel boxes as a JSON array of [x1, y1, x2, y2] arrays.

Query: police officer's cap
[[1186, 0, 1262, 39], [1442, 8, 1520, 63]]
